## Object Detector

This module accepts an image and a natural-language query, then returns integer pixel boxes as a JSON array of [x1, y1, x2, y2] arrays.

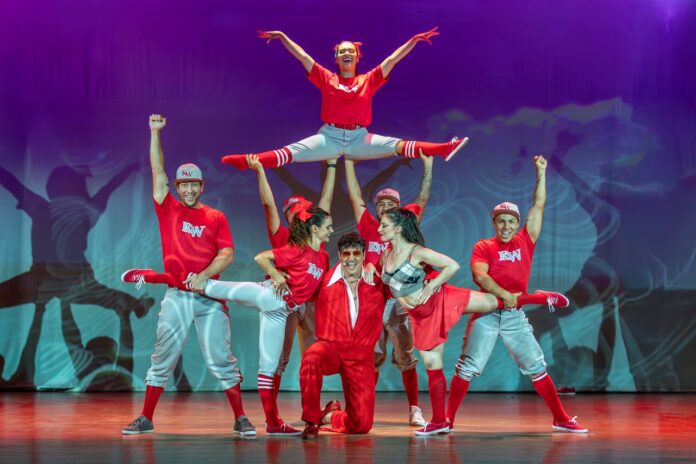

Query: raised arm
[[258, 30, 315, 73], [91, 162, 138, 212], [414, 150, 434, 219], [380, 27, 439, 78], [0, 166, 41, 205], [472, 261, 518, 309], [526, 155, 547, 243], [247, 154, 282, 235], [149, 114, 169, 204], [317, 159, 338, 214], [344, 159, 367, 221]]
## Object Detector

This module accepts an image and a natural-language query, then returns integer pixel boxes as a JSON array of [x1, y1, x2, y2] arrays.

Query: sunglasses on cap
[[340, 250, 364, 258]]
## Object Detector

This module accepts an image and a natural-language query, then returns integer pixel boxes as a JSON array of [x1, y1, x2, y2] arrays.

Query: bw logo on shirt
[[498, 249, 522, 263], [182, 221, 206, 238], [307, 263, 324, 280], [367, 241, 390, 254]]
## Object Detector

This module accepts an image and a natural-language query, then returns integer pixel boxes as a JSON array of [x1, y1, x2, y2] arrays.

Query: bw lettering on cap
[[491, 202, 520, 220], [374, 188, 401, 204], [175, 163, 203, 184]]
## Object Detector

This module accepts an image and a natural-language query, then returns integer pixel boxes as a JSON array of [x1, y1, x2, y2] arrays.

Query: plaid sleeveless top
[[380, 246, 426, 298]]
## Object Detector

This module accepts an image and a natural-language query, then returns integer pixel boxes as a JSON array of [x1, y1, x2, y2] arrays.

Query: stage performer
[[220, 28, 468, 170], [246, 154, 336, 424], [446, 155, 588, 433], [299, 232, 389, 439], [378, 207, 569, 435], [121, 114, 255, 437], [344, 156, 433, 427]]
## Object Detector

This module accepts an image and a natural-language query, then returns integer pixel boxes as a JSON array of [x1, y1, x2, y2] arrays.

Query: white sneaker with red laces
[[552, 416, 588, 433], [444, 137, 469, 162], [414, 419, 451, 436], [534, 290, 570, 313], [266, 422, 302, 436]]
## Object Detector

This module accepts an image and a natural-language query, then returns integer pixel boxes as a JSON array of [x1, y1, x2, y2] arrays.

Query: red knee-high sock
[[141, 385, 164, 420], [402, 369, 419, 407], [221, 147, 293, 170], [273, 373, 283, 422], [532, 373, 571, 422], [224, 384, 246, 419], [426, 369, 447, 424], [400, 139, 465, 159], [446, 375, 470, 426], [258, 374, 280, 426]]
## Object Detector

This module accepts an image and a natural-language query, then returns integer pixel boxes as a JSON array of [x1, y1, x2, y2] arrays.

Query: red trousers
[[300, 341, 375, 433]]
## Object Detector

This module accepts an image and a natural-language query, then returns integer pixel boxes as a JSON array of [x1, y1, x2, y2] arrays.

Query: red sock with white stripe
[[273, 374, 283, 423], [402, 369, 419, 407], [221, 148, 293, 170], [426, 369, 447, 423], [141, 385, 164, 420], [400, 139, 467, 159], [258, 374, 280, 426], [224, 384, 246, 419], [532, 373, 571, 422], [446, 375, 470, 425]]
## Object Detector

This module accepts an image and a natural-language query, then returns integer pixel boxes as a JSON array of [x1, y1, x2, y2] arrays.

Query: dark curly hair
[[337, 232, 366, 253]]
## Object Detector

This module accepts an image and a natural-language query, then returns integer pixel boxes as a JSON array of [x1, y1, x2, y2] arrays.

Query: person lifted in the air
[[221, 28, 468, 170]]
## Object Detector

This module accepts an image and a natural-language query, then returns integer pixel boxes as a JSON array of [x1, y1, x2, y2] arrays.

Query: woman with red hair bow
[[220, 28, 469, 170]]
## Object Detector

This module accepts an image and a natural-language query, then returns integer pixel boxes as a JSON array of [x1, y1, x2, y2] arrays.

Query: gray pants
[[374, 299, 418, 372], [277, 301, 316, 376], [204, 279, 290, 377], [145, 288, 242, 390], [287, 124, 401, 162], [455, 310, 547, 381]]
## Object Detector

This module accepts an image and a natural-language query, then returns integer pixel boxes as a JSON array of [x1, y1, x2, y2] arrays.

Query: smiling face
[[335, 41, 359, 75], [312, 216, 334, 243], [493, 213, 520, 243], [176, 181, 203, 208], [375, 198, 400, 218], [339, 246, 365, 281]]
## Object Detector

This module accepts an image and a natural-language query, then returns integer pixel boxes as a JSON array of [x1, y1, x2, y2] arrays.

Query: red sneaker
[[534, 290, 570, 312], [444, 136, 469, 161], [552, 416, 588, 433], [320, 400, 341, 425], [302, 423, 319, 440], [266, 422, 302, 436], [557, 386, 576, 396], [221, 154, 249, 171], [414, 420, 451, 436], [121, 269, 177, 289]]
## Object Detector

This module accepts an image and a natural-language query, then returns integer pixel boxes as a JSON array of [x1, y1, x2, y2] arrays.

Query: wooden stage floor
[[1, 391, 695, 463]]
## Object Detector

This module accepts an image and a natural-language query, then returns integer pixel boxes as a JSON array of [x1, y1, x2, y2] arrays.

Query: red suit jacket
[[314, 263, 388, 361]]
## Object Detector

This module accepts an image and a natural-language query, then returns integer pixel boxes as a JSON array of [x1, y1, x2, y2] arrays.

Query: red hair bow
[[288, 198, 314, 222]]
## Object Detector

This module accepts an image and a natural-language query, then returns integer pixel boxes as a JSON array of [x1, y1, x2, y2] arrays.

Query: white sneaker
[[409, 405, 426, 426]]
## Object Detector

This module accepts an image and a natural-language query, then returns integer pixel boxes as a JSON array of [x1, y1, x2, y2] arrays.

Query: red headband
[[288, 198, 314, 222]]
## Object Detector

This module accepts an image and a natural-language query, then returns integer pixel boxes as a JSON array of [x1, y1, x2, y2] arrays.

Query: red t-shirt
[[272, 245, 330, 305], [308, 63, 388, 127], [356, 204, 423, 268], [155, 193, 234, 291], [470, 226, 535, 294], [268, 224, 290, 249]]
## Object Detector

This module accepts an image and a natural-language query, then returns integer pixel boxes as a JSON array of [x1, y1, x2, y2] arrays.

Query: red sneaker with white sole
[[533, 290, 570, 312], [552, 416, 588, 433], [266, 422, 302, 436], [414, 419, 451, 436], [121, 269, 178, 289], [444, 137, 469, 161]]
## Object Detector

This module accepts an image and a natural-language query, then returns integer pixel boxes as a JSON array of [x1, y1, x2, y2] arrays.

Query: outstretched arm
[[91, 163, 138, 212], [526, 155, 547, 243], [317, 159, 338, 214], [149, 114, 169, 204], [344, 159, 367, 221], [0, 166, 42, 206], [248, 154, 282, 235], [258, 30, 315, 73], [380, 27, 439, 78], [414, 150, 433, 220], [411, 245, 460, 305]]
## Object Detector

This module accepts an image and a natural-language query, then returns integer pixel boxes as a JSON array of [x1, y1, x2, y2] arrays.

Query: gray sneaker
[[233, 415, 256, 436], [122, 415, 154, 435]]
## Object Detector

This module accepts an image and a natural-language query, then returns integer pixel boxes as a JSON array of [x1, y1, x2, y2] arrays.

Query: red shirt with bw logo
[[272, 244, 329, 305], [470, 226, 535, 294], [154, 192, 233, 290]]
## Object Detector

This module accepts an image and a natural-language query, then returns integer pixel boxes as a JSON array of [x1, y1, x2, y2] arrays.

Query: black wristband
[[327, 164, 337, 168]]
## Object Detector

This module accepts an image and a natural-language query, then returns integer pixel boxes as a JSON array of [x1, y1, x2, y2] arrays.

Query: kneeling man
[[300, 232, 388, 439]]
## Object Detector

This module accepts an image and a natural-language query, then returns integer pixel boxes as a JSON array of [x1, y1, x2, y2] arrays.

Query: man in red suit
[[300, 232, 388, 439]]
